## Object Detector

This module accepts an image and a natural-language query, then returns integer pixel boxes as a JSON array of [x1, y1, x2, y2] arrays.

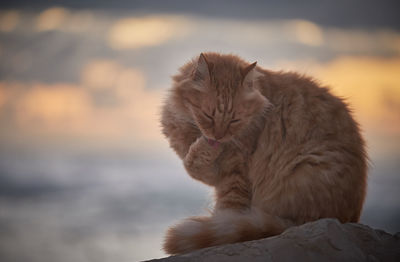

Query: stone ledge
[[144, 218, 400, 262]]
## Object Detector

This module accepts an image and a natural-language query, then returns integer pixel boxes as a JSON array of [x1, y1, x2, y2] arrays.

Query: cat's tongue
[[208, 138, 220, 148]]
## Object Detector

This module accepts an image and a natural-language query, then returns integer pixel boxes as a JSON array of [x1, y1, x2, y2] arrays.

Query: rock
[[143, 219, 400, 262]]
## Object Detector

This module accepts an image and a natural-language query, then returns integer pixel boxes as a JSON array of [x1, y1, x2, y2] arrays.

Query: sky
[[0, 1, 399, 261]]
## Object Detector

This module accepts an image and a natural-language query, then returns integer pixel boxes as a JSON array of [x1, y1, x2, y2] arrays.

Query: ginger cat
[[160, 52, 367, 254]]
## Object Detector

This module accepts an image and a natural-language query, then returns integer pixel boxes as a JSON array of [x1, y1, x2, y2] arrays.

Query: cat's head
[[179, 53, 271, 142]]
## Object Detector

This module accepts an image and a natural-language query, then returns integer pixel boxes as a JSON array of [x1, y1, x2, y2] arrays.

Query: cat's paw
[[189, 136, 223, 158]]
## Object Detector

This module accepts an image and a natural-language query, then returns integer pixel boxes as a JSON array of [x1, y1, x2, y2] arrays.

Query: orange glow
[[15, 83, 91, 131], [36, 7, 69, 31], [1, 56, 399, 147], [108, 16, 188, 49], [0, 87, 6, 109], [285, 20, 323, 46], [81, 60, 146, 95], [277, 56, 400, 135], [324, 29, 400, 54], [0, 10, 20, 32], [314, 57, 400, 133], [0, 60, 163, 147]]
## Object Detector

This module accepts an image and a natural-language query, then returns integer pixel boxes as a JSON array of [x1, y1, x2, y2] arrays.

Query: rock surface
[[144, 219, 400, 262]]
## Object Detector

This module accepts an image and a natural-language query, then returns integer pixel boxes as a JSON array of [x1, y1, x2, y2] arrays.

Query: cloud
[[324, 29, 400, 54], [108, 16, 189, 49], [0, 60, 164, 148], [81, 59, 146, 95], [0, 86, 6, 109], [62, 11, 96, 33], [14, 83, 92, 132], [35, 7, 98, 33], [284, 19, 324, 46], [36, 7, 70, 32], [0, 10, 20, 32], [2, 10, 400, 152], [80, 60, 163, 143]]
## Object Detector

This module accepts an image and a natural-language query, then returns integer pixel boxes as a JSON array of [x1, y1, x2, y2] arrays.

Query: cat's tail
[[163, 209, 294, 254]]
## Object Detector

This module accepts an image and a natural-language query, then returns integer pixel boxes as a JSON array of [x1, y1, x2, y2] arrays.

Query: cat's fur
[[160, 52, 367, 254]]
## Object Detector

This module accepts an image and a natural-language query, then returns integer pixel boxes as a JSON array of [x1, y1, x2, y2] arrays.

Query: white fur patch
[[212, 211, 238, 237], [249, 208, 265, 228]]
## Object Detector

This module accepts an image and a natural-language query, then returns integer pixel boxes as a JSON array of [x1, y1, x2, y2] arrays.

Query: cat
[[160, 52, 367, 254]]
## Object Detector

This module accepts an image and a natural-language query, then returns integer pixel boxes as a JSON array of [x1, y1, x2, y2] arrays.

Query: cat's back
[[252, 68, 366, 184], [257, 69, 362, 144], [258, 69, 342, 113], [250, 69, 367, 223]]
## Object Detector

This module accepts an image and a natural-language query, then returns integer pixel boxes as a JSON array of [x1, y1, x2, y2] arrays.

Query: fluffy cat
[[160, 52, 367, 254]]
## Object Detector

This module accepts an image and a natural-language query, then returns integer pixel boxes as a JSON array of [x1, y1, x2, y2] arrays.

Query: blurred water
[[0, 147, 398, 261], [0, 148, 212, 261]]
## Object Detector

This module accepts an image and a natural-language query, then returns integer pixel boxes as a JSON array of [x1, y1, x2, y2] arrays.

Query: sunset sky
[[0, 1, 399, 261]]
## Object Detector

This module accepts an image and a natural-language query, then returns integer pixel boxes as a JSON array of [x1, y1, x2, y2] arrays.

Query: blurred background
[[0, 1, 399, 261]]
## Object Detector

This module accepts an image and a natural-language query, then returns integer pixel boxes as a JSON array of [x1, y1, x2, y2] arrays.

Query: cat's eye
[[230, 119, 240, 124]]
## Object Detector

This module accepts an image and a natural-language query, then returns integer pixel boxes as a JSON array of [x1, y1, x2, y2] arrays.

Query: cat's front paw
[[190, 136, 223, 157]]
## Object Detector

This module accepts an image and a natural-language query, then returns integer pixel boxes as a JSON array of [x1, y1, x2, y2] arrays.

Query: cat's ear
[[241, 62, 271, 109], [193, 53, 213, 83], [241, 62, 259, 89]]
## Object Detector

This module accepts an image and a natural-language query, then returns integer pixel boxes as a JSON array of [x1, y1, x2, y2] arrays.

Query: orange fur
[[161, 52, 367, 254]]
